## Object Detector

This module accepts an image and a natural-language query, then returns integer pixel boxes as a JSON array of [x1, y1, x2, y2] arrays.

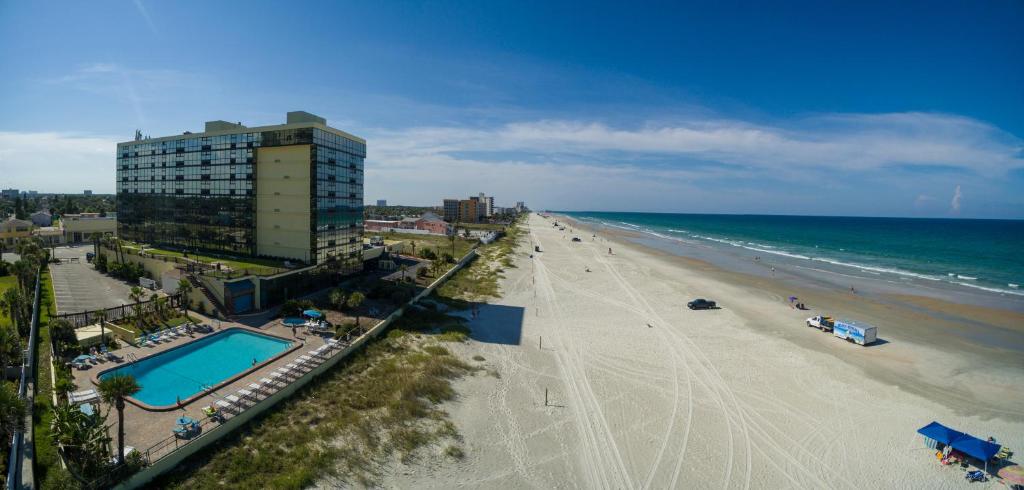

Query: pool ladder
[[127, 353, 139, 365]]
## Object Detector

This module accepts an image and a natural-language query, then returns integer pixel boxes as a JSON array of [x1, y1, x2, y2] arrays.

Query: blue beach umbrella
[[73, 354, 91, 363], [303, 309, 322, 318], [177, 416, 195, 426]]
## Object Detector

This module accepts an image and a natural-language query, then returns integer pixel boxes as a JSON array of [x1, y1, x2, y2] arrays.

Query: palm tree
[[177, 279, 193, 318], [0, 325, 22, 368], [98, 374, 141, 465], [94, 309, 107, 349], [328, 288, 347, 312], [0, 382, 27, 447], [345, 291, 365, 326], [154, 296, 168, 323], [90, 232, 102, 260], [399, 264, 408, 282], [129, 286, 144, 330]]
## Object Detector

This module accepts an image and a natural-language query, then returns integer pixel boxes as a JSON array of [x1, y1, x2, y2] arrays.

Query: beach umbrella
[[303, 309, 322, 318], [176, 416, 195, 426], [999, 465, 1024, 486], [72, 354, 91, 363], [788, 296, 798, 302]]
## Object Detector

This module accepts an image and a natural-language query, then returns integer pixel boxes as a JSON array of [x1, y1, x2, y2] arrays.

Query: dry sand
[[379, 213, 1024, 489]]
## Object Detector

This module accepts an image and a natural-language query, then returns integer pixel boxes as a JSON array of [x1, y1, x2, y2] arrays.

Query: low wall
[[115, 249, 479, 489]]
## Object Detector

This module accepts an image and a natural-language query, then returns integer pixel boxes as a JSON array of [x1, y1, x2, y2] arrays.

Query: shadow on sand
[[469, 303, 526, 346]]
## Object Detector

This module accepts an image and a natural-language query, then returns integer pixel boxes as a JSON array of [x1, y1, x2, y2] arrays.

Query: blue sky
[[1, 0, 1022, 218]]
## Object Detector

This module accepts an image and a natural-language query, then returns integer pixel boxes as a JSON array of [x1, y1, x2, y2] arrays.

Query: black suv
[[687, 298, 716, 310]]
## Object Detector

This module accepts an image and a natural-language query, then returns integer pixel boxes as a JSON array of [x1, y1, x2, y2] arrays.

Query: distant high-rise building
[[477, 193, 494, 217], [376, 199, 387, 207], [1, 189, 19, 200], [443, 199, 461, 222], [459, 199, 480, 223], [515, 201, 526, 212], [83, 190, 93, 196]]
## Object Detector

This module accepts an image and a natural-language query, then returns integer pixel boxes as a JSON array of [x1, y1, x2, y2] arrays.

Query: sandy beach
[[379, 213, 1024, 489]]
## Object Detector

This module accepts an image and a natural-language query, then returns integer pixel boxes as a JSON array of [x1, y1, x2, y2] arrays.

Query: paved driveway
[[49, 244, 136, 314]]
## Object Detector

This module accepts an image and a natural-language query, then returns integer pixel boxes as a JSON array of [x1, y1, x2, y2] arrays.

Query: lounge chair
[[268, 373, 285, 385], [72, 361, 90, 370], [214, 399, 235, 413], [238, 389, 255, 402], [69, 389, 100, 405], [224, 394, 242, 408]]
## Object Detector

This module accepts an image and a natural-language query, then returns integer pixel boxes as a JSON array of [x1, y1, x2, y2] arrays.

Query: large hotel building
[[116, 111, 365, 273]]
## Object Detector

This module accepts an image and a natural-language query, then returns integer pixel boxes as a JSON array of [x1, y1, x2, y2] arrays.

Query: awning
[[917, 422, 1002, 462], [917, 421, 964, 445], [303, 309, 322, 318], [950, 435, 1001, 462]]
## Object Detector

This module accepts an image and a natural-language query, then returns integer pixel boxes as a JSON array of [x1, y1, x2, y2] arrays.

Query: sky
[[0, 0, 1022, 218]]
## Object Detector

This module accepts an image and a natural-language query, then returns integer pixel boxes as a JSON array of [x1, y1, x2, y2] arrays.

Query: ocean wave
[[954, 281, 1024, 297]]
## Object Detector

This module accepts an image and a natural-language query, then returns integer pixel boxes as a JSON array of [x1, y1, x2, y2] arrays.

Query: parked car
[[571, 237, 582, 242], [687, 298, 717, 310]]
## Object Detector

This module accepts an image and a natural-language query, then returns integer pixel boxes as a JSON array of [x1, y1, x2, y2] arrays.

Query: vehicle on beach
[[687, 298, 717, 310], [805, 315, 877, 345], [571, 237, 582, 242], [832, 320, 877, 345], [806, 315, 834, 331], [534, 245, 541, 252]]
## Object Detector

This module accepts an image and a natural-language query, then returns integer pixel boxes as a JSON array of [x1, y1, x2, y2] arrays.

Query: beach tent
[[916, 422, 1002, 472], [950, 434, 1001, 471], [917, 421, 965, 445], [303, 309, 323, 318]]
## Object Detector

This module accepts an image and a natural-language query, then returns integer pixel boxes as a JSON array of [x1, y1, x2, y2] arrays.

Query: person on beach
[[608, 247, 613, 255], [292, 325, 297, 337]]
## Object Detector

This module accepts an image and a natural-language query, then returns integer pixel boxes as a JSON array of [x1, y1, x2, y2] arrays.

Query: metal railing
[[7, 267, 42, 490]]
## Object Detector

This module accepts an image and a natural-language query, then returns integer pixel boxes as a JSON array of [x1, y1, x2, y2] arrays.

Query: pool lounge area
[[69, 316, 359, 462], [96, 328, 296, 410]]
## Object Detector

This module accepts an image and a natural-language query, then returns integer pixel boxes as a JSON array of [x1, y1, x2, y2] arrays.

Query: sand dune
[[381, 213, 1023, 489]]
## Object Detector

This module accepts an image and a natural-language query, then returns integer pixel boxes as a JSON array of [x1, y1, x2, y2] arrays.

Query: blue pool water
[[282, 317, 306, 326], [99, 329, 292, 407]]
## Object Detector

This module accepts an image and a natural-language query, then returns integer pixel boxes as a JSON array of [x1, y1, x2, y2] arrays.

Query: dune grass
[[158, 325, 475, 489], [436, 217, 523, 302]]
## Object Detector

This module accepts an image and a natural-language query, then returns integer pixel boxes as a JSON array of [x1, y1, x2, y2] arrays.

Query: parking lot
[[49, 244, 136, 314]]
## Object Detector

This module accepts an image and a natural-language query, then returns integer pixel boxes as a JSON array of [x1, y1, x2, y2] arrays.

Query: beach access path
[[378, 213, 1024, 489]]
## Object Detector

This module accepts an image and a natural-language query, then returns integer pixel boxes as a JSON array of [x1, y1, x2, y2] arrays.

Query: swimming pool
[[98, 329, 293, 408]]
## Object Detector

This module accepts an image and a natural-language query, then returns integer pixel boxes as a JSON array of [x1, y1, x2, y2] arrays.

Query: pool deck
[[68, 313, 342, 454]]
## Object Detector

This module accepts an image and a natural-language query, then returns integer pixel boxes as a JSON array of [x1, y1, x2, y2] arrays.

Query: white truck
[[806, 315, 835, 332]]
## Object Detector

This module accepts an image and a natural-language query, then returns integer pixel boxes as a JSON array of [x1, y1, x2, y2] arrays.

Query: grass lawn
[[0, 275, 15, 328], [34, 270, 61, 487], [383, 232, 477, 260], [118, 242, 288, 277]]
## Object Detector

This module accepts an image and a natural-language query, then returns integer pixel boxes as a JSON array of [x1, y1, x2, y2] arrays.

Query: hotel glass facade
[[116, 117, 364, 271]]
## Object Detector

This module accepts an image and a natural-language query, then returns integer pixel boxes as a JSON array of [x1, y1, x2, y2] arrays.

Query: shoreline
[[558, 213, 1024, 421], [380, 213, 1023, 488]]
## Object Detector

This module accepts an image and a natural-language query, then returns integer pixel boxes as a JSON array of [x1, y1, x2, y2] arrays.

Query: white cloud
[[951, 185, 963, 214], [0, 132, 117, 193], [363, 111, 1024, 211]]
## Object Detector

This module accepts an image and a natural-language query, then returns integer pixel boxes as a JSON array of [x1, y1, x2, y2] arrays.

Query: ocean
[[562, 212, 1024, 299]]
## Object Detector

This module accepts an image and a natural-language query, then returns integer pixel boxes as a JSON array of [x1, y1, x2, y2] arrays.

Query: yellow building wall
[[256, 145, 312, 262]]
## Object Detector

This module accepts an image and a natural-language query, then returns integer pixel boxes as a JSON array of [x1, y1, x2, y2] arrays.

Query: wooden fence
[[54, 294, 182, 329]]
